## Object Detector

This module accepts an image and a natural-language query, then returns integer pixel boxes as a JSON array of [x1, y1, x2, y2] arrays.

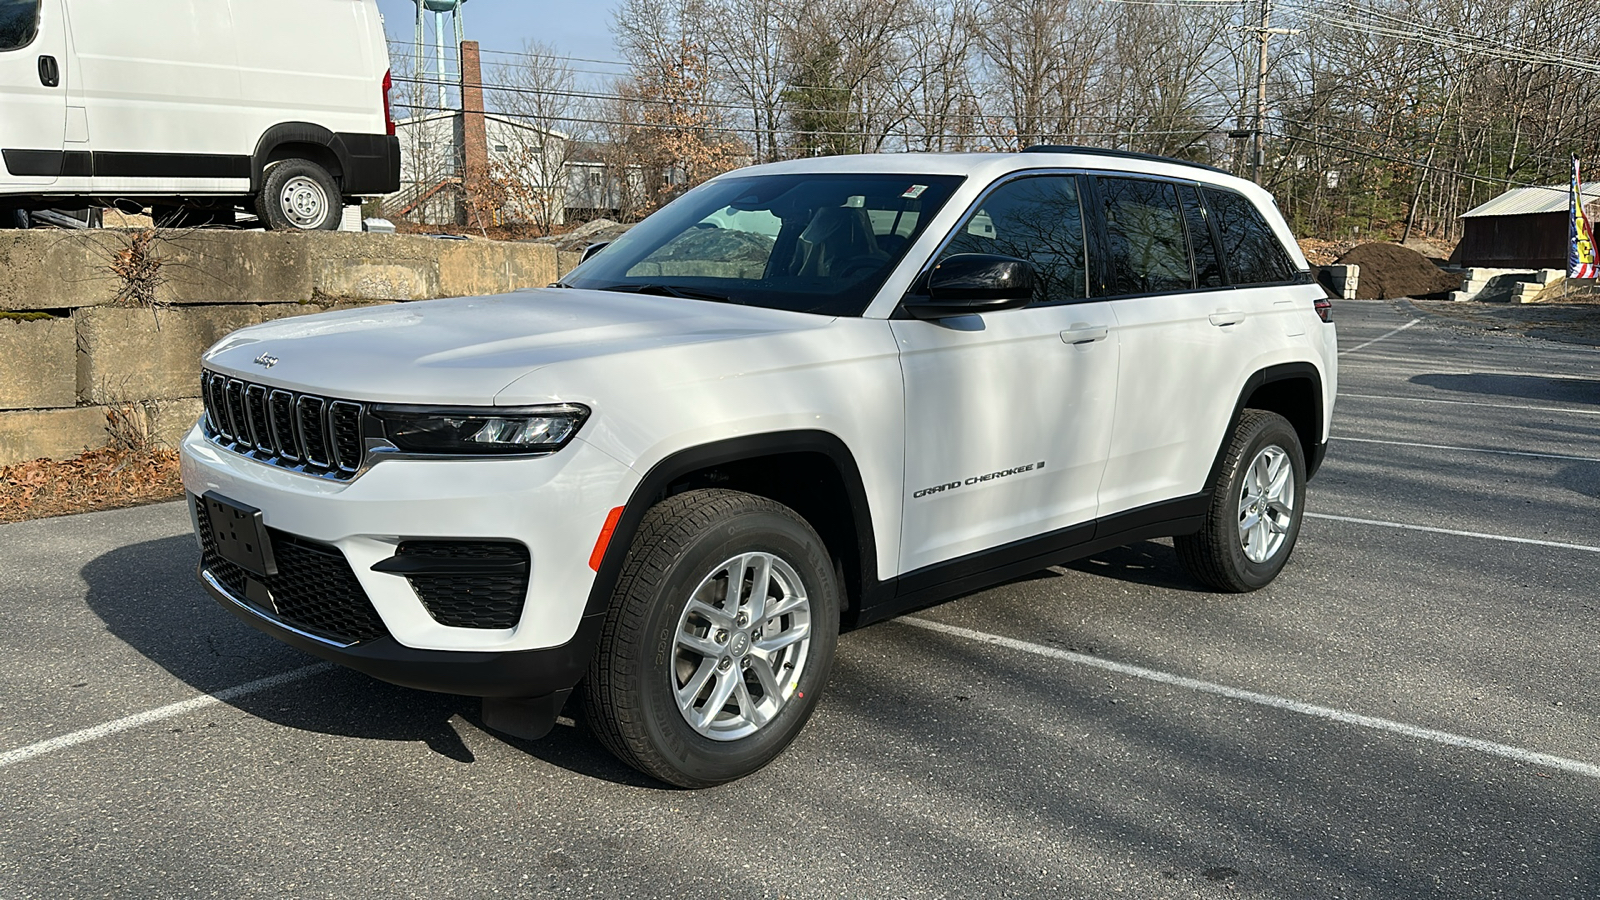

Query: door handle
[[37, 55, 59, 88], [1060, 324, 1109, 345], [1208, 311, 1246, 327]]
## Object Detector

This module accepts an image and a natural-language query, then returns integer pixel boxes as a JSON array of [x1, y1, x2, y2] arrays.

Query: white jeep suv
[[181, 148, 1337, 787]]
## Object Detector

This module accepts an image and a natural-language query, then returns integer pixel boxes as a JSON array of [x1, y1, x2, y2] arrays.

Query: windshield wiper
[[596, 283, 743, 304]]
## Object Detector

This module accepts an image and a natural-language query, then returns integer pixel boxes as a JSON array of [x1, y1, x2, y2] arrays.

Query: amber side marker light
[[589, 506, 626, 571]]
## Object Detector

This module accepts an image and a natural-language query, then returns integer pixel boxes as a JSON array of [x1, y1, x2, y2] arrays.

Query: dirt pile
[[1334, 242, 1460, 300]]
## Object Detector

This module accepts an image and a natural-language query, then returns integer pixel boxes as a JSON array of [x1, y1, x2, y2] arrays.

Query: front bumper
[[199, 564, 603, 697], [181, 422, 635, 694]]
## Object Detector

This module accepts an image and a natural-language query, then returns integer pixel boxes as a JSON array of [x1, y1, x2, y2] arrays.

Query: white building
[[389, 111, 572, 227]]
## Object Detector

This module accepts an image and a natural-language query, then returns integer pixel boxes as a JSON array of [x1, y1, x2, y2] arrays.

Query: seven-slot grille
[[202, 370, 365, 479]]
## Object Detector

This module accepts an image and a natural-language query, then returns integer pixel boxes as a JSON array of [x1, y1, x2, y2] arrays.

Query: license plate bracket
[[203, 491, 277, 578]]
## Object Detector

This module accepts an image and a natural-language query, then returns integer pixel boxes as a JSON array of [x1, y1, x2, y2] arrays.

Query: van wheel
[[1175, 409, 1307, 592], [255, 160, 340, 231], [582, 489, 840, 788]]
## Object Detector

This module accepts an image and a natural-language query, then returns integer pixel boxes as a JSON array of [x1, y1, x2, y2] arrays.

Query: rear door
[[1092, 176, 1243, 516], [0, 0, 67, 187]]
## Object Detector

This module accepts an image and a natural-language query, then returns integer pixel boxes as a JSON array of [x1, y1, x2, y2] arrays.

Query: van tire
[[256, 160, 340, 231]]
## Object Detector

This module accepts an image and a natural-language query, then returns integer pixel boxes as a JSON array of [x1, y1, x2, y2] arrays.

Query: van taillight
[[1314, 297, 1333, 322], [382, 69, 396, 136]]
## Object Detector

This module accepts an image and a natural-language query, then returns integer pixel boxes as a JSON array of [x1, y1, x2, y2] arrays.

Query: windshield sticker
[[902, 184, 929, 199]]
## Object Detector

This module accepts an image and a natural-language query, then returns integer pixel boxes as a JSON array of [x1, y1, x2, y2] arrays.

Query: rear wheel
[[1176, 409, 1307, 592], [255, 159, 340, 231], [583, 489, 840, 787]]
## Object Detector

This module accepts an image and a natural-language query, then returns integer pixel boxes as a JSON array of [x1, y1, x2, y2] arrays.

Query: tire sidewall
[[259, 160, 340, 231], [632, 507, 839, 786], [1220, 416, 1307, 590]]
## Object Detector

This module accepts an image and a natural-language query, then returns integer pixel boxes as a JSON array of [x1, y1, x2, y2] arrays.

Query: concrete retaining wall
[[0, 229, 572, 465]]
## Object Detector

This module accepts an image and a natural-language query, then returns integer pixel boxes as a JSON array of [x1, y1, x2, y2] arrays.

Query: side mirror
[[580, 241, 610, 263], [903, 253, 1036, 320]]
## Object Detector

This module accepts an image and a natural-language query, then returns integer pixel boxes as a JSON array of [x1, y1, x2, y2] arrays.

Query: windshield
[[561, 172, 965, 316]]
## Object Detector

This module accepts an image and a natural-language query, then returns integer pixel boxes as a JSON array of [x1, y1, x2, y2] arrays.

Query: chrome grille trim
[[199, 369, 363, 481], [268, 390, 300, 462], [244, 384, 271, 452], [297, 396, 330, 468], [225, 380, 249, 446], [329, 401, 363, 472]]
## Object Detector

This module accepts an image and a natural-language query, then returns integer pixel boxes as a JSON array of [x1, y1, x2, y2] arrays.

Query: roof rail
[[1020, 144, 1230, 177]]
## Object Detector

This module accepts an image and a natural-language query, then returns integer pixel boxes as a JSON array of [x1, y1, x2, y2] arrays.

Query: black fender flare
[[1207, 361, 1328, 489], [250, 123, 350, 192], [580, 430, 880, 624]]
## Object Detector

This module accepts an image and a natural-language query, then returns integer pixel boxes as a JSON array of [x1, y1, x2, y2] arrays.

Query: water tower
[[413, 0, 467, 112]]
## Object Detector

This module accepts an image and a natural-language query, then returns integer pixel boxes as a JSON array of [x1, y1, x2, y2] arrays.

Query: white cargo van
[[0, 0, 399, 229]]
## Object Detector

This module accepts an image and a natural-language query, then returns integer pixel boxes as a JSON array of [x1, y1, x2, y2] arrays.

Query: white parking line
[[1305, 512, 1600, 554], [1340, 393, 1600, 418], [0, 663, 332, 771], [1340, 361, 1600, 381], [1339, 318, 1421, 355], [901, 618, 1600, 781], [1333, 435, 1600, 463]]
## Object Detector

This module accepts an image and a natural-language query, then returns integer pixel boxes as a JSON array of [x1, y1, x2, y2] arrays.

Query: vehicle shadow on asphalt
[[1058, 540, 1211, 593], [79, 533, 657, 785]]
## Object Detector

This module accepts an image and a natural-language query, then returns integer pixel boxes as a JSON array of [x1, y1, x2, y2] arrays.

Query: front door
[[894, 173, 1120, 574], [0, 0, 67, 187]]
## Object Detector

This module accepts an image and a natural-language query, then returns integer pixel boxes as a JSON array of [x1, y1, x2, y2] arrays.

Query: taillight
[[1314, 297, 1333, 322], [382, 69, 395, 136]]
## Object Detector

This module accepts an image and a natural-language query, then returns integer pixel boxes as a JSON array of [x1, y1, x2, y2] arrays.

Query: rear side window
[[1179, 185, 1224, 288], [1097, 178, 1192, 295], [937, 174, 1088, 305], [1204, 188, 1297, 285], [0, 0, 38, 50]]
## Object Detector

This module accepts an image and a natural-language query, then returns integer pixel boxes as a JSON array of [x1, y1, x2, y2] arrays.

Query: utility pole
[[1249, 0, 1299, 185]]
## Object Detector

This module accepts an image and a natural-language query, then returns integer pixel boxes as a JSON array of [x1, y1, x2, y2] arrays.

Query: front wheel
[[1176, 409, 1307, 592], [582, 489, 840, 787]]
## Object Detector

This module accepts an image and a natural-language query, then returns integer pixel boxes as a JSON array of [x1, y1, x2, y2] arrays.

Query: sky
[[373, 0, 623, 72]]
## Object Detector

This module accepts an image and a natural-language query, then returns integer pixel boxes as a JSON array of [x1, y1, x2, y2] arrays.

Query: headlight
[[369, 403, 589, 455]]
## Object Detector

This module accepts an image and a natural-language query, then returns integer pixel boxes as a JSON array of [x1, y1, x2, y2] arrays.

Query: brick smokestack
[[459, 40, 487, 217]]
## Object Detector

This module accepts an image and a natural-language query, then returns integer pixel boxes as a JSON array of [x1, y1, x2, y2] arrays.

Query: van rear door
[[0, 0, 67, 187]]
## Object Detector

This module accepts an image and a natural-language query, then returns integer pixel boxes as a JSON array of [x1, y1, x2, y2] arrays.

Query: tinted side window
[[937, 175, 1087, 305], [1205, 188, 1296, 285], [1098, 178, 1191, 295], [0, 0, 38, 50], [1179, 185, 1224, 288]]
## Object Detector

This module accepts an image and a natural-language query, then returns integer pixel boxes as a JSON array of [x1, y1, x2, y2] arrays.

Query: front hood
[[202, 288, 832, 404]]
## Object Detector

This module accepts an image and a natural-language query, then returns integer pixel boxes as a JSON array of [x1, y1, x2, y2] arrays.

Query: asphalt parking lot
[[2, 298, 1597, 898]]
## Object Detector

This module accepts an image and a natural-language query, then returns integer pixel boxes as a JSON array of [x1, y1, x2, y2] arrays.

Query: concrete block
[[0, 231, 122, 309], [305, 232, 440, 301], [75, 305, 269, 404], [143, 397, 205, 449], [154, 230, 314, 305], [0, 406, 110, 465], [0, 316, 76, 410], [1446, 291, 1473, 303], [1535, 268, 1566, 285], [438, 241, 558, 297], [556, 250, 583, 278]]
